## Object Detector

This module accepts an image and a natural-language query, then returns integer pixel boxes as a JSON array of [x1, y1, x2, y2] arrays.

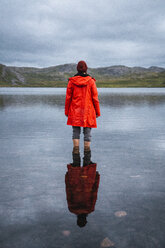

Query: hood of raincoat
[[69, 75, 94, 87]]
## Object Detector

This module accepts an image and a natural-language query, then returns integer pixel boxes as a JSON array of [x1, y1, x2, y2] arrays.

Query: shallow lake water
[[0, 87, 165, 248]]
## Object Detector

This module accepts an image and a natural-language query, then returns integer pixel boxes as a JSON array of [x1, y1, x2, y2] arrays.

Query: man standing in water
[[65, 60, 100, 166]]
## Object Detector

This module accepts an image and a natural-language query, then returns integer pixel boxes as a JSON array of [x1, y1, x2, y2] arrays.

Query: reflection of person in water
[[65, 162, 100, 227], [65, 60, 100, 166]]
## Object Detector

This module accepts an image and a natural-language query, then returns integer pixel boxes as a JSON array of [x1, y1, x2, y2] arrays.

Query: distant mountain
[[0, 63, 77, 85], [90, 65, 165, 78], [0, 63, 165, 87]]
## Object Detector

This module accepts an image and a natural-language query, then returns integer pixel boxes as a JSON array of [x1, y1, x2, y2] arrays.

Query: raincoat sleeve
[[65, 80, 73, 116], [91, 80, 101, 116]]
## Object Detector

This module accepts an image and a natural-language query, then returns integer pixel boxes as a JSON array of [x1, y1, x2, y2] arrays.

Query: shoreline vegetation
[[0, 63, 165, 87]]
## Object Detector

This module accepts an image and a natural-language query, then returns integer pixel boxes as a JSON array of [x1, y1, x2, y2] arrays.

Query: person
[[65, 162, 100, 227], [65, 60, 100, 166]]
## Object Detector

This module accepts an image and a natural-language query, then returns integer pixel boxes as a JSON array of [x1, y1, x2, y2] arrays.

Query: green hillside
[[0, 63, 165, 87]]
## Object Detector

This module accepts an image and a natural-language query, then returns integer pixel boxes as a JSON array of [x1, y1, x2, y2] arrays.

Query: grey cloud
[[0, 0, 165, 68]]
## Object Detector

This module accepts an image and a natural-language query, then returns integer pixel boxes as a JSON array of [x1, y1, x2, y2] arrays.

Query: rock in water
[[62, 230, 70, 236], [114, 211, 127, 217], [101, 237, 115, 247]]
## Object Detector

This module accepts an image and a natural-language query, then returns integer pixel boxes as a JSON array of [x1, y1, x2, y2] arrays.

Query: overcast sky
[[0, 0, 165, 68]]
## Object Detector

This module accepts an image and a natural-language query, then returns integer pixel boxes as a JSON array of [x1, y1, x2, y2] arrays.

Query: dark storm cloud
[[0, 0, 165, 67]]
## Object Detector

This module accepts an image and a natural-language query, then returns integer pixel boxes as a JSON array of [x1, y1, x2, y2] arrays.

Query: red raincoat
[[65, 75, 100, 128], [65, 163, 100, 215]]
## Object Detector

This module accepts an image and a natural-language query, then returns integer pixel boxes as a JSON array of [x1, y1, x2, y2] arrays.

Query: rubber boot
[[72, 146, 81, 167], [83, 146, 91, 167]]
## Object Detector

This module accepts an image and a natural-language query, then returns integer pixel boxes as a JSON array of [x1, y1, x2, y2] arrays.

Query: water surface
[[0, 88, 165, 248]]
